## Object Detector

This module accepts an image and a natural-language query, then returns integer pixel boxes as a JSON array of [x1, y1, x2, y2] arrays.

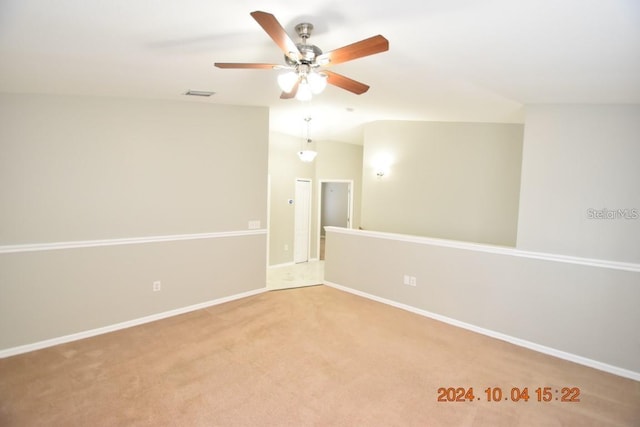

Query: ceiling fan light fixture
[[215, 12, 389, 100], [295, 79, 313, 101], [277, 71, 299, 93], [308, 71, 327, 94]]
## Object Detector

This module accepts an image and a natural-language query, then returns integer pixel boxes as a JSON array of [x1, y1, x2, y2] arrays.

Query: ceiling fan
[[214, 11, 389, 100]]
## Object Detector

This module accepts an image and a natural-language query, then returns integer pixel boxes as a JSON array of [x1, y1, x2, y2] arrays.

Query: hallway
[[267, 260, 324, 290]]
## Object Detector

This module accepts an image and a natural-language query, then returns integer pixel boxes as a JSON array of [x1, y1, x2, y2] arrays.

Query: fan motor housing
[[283, 22, 322, 65]]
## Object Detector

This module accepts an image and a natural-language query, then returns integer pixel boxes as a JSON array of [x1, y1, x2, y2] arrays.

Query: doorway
[[294, 179, 312, 263], [318, 180, 353, 260]]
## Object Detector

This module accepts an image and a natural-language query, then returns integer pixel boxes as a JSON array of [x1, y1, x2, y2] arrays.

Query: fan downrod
[[295, 23, 313, 39]]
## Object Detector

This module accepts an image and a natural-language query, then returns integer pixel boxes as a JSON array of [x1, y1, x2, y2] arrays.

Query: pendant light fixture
[[298, 116, 317, 162]]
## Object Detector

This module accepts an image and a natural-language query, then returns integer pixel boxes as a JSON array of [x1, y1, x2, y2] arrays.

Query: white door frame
[[317, 179, 353, 259], [266, 173, 271, 267], [294, 178, 313, 264]]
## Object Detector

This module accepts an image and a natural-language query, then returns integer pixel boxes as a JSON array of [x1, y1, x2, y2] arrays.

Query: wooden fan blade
[[250, 11, 300, 63], [214, 63, 278, 69], [280, 81, 299, 99], [324, 70, 370, 95], [318, 35, 389, 66]]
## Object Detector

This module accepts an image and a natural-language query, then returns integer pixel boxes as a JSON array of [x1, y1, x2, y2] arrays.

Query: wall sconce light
[[372, 152, 392, 179]]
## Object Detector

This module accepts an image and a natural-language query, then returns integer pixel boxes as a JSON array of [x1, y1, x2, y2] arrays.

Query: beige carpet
[[1, 285, 638, 426]]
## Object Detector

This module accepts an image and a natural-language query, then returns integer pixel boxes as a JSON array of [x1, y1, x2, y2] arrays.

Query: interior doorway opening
[[318, 180, 353, 260]]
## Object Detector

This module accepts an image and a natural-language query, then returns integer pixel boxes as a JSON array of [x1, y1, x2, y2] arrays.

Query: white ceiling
[[1, 0, 639, 144]]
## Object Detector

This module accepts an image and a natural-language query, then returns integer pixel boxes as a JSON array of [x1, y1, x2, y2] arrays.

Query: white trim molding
[[0, 288, 267, 359], [324, 281, 640, 382], [325, 227, 640, 273], [0, 229, 267, 255]]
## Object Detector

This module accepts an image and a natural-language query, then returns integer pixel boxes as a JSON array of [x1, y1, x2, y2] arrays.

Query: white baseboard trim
[[324, 280, 640, 382], [268, 262, 295, 269], [0, 287, 267, 359], [268, 259, 321, 269]]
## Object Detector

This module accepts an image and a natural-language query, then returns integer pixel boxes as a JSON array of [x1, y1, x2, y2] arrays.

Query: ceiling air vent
[[184, 90, 215, 97]]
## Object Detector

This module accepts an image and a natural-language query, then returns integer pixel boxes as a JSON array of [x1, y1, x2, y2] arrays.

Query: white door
[[294, 179, 312, 263]]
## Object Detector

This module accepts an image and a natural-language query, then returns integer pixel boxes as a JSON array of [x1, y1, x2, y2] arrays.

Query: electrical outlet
[[248, 220, 261, 229], [403, 275, 417, 287], [284, 244, 289, 251], [153, 281, 161, 292]]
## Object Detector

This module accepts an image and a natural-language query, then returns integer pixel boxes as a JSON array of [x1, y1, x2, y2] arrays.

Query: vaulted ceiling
[[1, 0, 639, 143]]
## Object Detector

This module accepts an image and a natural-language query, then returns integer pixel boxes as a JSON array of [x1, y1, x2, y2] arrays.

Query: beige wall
[[324, 228, 640, 378], [0, 93, 269, 351], [361, 120, 523, 246], [267, 132, 315, 265], [0, 235, 266, 349], [268, 133, 363, 266], [517, 105, 640, 263], [324, 105, 640, 379], [315, 140, 363, 232], [0, 94, 268, 242]]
